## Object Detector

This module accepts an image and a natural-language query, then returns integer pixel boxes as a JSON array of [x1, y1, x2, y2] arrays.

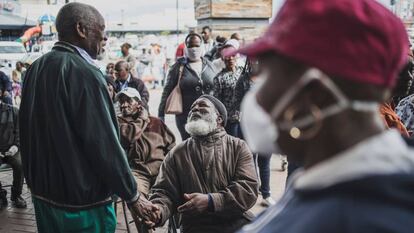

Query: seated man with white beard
[[148, 95, 258, 233]]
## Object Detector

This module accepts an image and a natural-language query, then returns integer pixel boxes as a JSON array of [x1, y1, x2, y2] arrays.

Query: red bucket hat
[[235, 0, 409, 87]]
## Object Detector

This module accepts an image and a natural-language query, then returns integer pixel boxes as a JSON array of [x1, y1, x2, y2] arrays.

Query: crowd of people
[[1, 0, 414, 232], [0, 61, 26, 106], [115, 41, 169, 90]]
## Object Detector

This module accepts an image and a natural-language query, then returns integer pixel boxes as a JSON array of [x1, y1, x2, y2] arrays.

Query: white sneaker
[[261, 197, 276, 207]]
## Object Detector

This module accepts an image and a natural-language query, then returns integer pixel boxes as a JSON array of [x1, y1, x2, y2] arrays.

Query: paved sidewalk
[[0, 161, 286, 233]]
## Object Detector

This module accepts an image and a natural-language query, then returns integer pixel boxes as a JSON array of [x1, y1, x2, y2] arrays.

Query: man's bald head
[[56, 3, 103, 41], [56, 3, 106, 59]]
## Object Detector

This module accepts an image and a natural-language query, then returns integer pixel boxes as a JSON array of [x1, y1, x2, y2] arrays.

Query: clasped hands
[[128, 195, 160, 229], [128, 193, 209, 228]]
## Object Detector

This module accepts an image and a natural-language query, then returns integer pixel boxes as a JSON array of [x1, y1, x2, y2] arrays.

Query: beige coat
[[150, 128, 258, 233]]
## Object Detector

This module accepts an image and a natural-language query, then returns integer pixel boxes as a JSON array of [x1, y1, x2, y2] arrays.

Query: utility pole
[[121, 9, 125, 30], [176, 0, 179, 45]]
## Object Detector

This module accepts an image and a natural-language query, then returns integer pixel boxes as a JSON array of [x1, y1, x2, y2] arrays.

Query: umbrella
[[38, 14, 56, 24]]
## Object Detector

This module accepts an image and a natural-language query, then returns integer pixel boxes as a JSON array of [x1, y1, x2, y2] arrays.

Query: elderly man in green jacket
[[19, 3, 159, 233]]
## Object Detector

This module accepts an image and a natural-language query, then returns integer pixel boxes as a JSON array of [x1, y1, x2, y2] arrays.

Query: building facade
[[194, 0, 272, 41]]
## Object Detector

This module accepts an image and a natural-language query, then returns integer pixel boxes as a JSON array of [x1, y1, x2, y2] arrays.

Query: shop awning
[[0, 13, 36, 30]]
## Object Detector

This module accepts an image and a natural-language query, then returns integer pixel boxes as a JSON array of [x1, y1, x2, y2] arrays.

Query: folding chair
[[168, 215, 178, 233], [114, 197, 134, 233]]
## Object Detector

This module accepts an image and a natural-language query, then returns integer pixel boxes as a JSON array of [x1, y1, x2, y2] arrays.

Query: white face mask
[[185, 47, 204, 62], [240, 80, 279, 155], [241, 68, 380, 155]]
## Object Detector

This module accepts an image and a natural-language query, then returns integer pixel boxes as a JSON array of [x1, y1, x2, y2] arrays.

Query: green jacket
[[19, 42, 138, 210]]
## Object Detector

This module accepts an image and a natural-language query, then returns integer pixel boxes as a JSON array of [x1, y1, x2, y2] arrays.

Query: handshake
[[127, 192, 210, 229], [128, 195, 161, 229]]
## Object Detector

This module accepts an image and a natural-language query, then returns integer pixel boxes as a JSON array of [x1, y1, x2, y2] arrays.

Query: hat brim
[[224, 38, 274, 58], [115, 92, 141, 102]]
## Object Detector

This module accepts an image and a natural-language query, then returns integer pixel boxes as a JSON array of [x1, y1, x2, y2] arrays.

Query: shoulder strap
[[177, 65, 184, 83]]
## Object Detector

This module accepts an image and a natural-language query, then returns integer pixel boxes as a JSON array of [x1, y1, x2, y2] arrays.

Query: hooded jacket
[[150, 128, 258, 233], [239, 130, 414, 233], [19, 42, 138, 210]]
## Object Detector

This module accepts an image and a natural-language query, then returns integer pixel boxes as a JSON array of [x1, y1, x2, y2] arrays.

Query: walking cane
[[168, 216, 178, 233]]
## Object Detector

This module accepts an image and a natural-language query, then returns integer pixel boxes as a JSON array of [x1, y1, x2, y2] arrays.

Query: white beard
[[185, 112, 218, 137]]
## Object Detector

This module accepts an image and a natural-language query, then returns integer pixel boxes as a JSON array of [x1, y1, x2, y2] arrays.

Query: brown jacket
[[150, 128, 258, 233], [118, 110, 175, 178]]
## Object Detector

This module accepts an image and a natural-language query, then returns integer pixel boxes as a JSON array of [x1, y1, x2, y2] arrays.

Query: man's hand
[[128, 195, 161, 228], [5, 145, 18, 157], [177, 193, 209, 214]]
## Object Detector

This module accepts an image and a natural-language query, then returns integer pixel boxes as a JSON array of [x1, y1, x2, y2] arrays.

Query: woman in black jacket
[[233, 59, 277, 207], [158, 33, 218, 140], [233, 60, 254, 123]]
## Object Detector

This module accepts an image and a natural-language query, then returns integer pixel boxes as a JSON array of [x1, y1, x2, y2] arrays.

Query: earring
[[283, 104, 323, 140]]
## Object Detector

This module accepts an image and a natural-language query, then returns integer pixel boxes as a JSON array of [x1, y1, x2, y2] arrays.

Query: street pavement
[[0, 88, 287, 233]]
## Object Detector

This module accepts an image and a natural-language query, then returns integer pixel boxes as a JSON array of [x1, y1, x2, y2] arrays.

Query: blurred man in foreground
[[234, 0, 414, 232]]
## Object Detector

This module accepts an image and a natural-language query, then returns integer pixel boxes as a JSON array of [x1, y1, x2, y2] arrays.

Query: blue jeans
[[253, 154, 271, 198], [287, 161, 300, 180], [239, 125, 271, 198], [225, 122, 242, 138], [1, 95, 12, 105]]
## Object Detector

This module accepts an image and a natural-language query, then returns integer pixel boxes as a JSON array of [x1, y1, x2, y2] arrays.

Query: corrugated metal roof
[[0, 13, 36, 29]]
